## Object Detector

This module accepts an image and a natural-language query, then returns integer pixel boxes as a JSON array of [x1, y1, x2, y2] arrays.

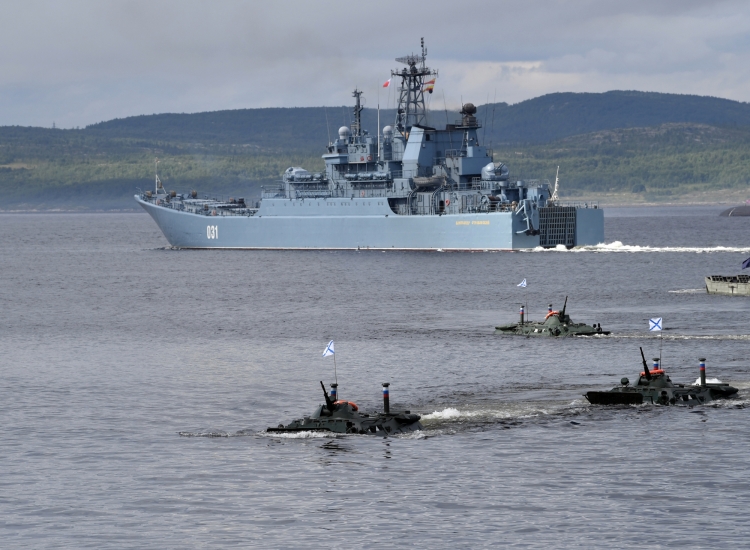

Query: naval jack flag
[[322, 340, 338, 385], [649, 318, 662, 331], [517, 278, 527, 288]]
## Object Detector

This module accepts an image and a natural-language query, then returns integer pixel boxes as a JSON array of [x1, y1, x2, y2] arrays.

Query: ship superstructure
[[136, 40, 604, 250]]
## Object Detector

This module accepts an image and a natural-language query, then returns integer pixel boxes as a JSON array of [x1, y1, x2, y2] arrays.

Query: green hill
[[1, 91, 749, 210], [82, 90, 750, 148], [478, 91, 750, 144], [495, 123, 750, 199]]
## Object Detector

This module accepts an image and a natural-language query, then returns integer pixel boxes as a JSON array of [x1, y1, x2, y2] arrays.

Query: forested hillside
[[495, 123, 750, 201], [1, 90, 749, 210]]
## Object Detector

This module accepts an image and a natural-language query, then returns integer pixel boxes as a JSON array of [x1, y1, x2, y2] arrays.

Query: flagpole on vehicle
[[322, 340, 337, 386], [659, 330, 663, 368], [517, 278, 528, 321], [648, 317, 663, 367]]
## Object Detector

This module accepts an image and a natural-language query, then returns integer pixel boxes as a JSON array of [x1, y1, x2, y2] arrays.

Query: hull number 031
[[206, 225, 219, 239]]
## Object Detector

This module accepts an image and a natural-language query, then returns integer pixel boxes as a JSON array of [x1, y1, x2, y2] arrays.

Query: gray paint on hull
[[136, 196, 604, 250], [575, 208, 605, 247]]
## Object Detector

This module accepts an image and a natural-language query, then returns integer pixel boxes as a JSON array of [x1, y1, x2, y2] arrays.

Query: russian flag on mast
[[382, 78, 391, 88]]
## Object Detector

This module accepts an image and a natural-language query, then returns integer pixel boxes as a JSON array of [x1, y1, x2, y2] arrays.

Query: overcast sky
[[1, 0, 749, 128]]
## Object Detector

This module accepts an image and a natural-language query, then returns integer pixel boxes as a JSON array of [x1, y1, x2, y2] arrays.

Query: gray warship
[[267, 382, 422, 436], [136, 40, 604, 250], [495, 297, 609, 337], [585, 350, 738, 406]]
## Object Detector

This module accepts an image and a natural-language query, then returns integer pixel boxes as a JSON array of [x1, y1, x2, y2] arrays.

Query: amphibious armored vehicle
[[267, 382, 422, 436], [495, 297, 608, 337], [585, 350, 738, 405]]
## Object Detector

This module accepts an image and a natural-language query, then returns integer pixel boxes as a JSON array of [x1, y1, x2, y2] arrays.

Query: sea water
[[1, 206, 749, 548]]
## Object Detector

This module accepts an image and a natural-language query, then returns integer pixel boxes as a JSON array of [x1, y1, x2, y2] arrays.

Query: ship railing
[[448, 177, 552, 191], [294, 189, 333, 199], [141, 193, 260, 216], [462, 203, 515, 214], [467, 177, 511, 191], [195, 208, 259, 217], [262, 184, 287, 199], [389, 169, 427, 180], [545, 201, 600, 209], [445, 149, 466, 158], [446, 180, 502, 192], [453, 118, 482, 128], [707, 275, 750, 283], [349, 183, 390, 191]]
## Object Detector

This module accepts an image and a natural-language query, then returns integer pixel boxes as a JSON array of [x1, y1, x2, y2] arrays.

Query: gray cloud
[[0, 0, 747, 127]]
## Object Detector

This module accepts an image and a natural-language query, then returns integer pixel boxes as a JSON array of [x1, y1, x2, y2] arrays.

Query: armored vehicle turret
[[585, 350, 739, 405], [267, 382, 422, 436], [495, 296, 609, 337]]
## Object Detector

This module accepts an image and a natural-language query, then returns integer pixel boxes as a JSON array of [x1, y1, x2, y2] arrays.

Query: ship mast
[[392, 37, 438, 133], [551, 166, 560, 202], [155, 158, 164, 195], [351, 89, 364, 137]]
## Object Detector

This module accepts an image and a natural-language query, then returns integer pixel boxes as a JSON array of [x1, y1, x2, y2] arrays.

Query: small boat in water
[[705, 274, 750, 296]]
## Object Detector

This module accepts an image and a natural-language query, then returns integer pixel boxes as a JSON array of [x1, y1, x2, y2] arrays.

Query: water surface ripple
[[1, 206, 749, 548]]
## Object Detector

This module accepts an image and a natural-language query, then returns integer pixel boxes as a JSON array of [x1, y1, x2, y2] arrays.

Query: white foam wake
[[668, 289, 705, 294], [421, 405, 556, 422], [530, 241, 750, 254], [422, 407, 464, 420], [692, 377, 724, 386], [259, 430, 336, 439]]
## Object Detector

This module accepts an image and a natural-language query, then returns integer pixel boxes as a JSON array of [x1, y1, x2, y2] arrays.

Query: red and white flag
[[382, 78, 391, 88]]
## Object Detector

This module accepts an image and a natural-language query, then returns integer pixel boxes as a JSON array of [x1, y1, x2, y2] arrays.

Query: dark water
[[2, 206, 749, 548]]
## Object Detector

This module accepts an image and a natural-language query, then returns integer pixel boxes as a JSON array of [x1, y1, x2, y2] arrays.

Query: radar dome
[[338, 126, 351, 139], [461, 103, 477, 115], [382, 125, 393, 138]]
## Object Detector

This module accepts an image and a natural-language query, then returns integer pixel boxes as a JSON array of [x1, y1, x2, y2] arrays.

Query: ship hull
[[137, 196, 604, 250], [705, 276, 750, 296]]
